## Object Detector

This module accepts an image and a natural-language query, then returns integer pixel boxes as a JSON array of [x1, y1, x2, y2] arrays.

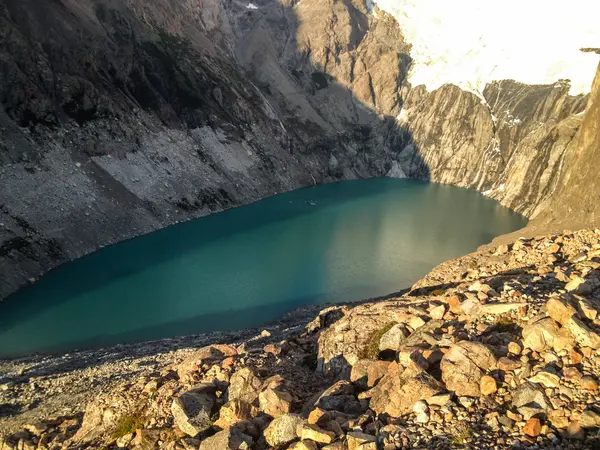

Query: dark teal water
[[0, 179, 526, 357]]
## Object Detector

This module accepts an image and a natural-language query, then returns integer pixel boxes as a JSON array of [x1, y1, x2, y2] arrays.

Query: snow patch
[[396, 108, 409, 124], [246, 3, 259, 9], [373, 0, 600, 95]]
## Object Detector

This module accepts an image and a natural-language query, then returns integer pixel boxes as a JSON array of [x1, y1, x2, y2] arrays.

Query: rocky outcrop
[[397, 80, 589, 217], [535, 65, 600, 231], [0, 0, 598, 298]]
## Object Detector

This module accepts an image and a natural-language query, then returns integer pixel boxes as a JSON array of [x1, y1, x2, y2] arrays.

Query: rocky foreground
[[3, 229, 600, 449]]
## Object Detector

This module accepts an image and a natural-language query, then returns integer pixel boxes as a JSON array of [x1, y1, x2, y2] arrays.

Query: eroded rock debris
[[3, 228, 600, 448]]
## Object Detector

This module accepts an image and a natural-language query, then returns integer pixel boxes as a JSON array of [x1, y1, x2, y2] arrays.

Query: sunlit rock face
[[534, 65, 600, 231], [0, 0, 598, 297]]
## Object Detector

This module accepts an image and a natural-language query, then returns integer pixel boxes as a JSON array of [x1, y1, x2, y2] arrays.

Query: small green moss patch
[[361, 322, 397, 359], [450, 422, 473, 445], [112, 414, 145, 439], [488, 317, 520, 334]]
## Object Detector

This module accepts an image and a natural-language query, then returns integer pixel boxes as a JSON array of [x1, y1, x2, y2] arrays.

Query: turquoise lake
[[0, 179, 526, 357]]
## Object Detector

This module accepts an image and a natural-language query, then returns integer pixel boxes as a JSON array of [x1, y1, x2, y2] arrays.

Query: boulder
[[316, 306, 437, 377], [350, 360, 373, 390], [288, 441, 319, 450], [346, 431, 377, 450], [529, 371, 560, 388], [511, 382, 551, 420], [480, 302, 526, 315], [480, 375, 497, 395], [198, 427, 252, 450], [227, 368, 262, 404], [580, 376, 599, 391], [259, 387, 293, 417], [370, 364, 443, 417], [214, 400, 258, 429], [315, 381, 362, 414], [566, 317, 600, 349], [565, 277, 591, 294], [367, 361, 390, 388], [578, 410, 600, 428], [300, 424, 335, 444], [379, 324, 409, 351], [307, 408, 330, 426], [552, 327, 577, 352], [573, 295, 599, 321], [177, 345, 237, 381], [546, 297, 577, 325], [429, 304, 446, 320], [522, 418, 542, 437], [317, 308, 399, 377], [440, 341, 497, 397], [171, 384, 217, 437], [565, 421, 585, 440], [263, 414, 304, 447], [522, 318, 560, 352]]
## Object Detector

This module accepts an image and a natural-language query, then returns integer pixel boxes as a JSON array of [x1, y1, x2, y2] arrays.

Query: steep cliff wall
[[534, 65, 600, 231], [398, 80, 588, 216], [0, 0, 597, 298]]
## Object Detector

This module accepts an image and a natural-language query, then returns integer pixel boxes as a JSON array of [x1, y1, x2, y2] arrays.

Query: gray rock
[[171, 384, 217, 437], [227, 368, 262, 404], [379, 324, 409, 351], [263, 414, 304, 448], [511, 382, 551, 420], [198, 427, 252, 450], [315, 381, 362, 414]]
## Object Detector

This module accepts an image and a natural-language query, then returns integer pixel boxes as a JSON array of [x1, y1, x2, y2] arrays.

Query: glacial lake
[[0, 179, 526, 357]]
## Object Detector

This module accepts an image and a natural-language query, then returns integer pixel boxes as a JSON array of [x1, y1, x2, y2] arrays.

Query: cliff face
[[534, 65, 600, 230], [398, 80, 588, 217], [0, 0, 597, 298]]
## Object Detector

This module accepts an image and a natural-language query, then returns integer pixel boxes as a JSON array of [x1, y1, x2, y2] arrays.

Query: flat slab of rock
[[480, 302, 526, 315]]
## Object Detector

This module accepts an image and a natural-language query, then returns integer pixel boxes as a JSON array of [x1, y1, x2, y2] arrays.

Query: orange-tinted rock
[[480, 375, 497, 395], [580, 376, 599, 391], [522, 418, 542, 437], [498, 357, 521, 371], [446, 295, 462, 311]]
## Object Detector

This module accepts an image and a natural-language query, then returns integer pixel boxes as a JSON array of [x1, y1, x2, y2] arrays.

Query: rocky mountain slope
[[0, 0, 598, 298], [2, 228, 600, 448]]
